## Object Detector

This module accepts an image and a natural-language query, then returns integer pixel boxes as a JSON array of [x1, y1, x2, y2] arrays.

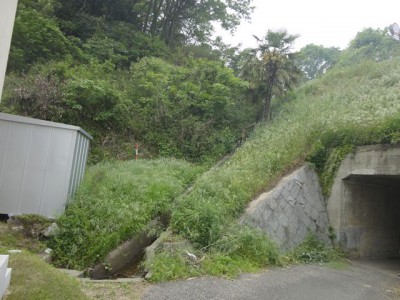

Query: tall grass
[[171, 58, 400, 248], [50, 159, 201, 269]]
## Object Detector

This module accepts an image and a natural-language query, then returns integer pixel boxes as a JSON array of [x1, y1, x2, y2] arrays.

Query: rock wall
[[242, 164, 330, 251]]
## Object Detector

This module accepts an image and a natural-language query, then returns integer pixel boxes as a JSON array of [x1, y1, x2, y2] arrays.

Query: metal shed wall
[[0, 113, 92, 217]]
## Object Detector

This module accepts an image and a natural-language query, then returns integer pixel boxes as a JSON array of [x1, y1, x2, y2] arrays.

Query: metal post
[[135, 143, 139, 160], [0, 0, 19, 102]]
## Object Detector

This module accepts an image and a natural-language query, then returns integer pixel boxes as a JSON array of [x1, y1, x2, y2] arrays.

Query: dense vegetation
[[4, 1, 399, 165], [50, 159, 201, 269], [170, 57, 400, 249], [2, 0, 259, 164], [3, 0, 400, 284], [51, 51, 400, 280]]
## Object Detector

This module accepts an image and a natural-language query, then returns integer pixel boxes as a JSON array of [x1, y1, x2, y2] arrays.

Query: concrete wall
[[327, 144, 400, 258], [0, 0, 18, 101], [242, 164, 330, 251]]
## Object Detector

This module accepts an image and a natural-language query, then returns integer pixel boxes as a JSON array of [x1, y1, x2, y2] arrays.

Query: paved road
[[143, 260, 400, 300]]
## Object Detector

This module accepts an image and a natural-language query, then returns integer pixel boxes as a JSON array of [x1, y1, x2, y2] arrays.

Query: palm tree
[[240, 30, 301, 121]]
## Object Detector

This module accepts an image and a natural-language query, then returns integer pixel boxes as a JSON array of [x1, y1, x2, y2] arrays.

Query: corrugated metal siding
[[67, 131, 90, 199], [0, 113, 91, 218]]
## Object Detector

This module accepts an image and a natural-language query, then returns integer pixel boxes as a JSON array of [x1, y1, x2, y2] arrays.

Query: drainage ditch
[[89, 217, 170, 280]]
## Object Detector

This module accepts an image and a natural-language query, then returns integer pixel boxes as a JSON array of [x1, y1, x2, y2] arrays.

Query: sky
[[216, 0, 400, 50]]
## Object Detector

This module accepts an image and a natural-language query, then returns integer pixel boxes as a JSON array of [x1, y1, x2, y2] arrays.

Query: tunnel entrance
[[341, 175, 400, 258], [326, 144, 400, 259]]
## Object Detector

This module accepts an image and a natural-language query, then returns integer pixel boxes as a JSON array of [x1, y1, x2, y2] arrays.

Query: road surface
[[143, 260, 400, 300]]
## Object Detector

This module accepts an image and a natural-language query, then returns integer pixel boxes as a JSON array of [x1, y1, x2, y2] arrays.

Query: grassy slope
[[17, 58, 399, 286], [171, 59, 400, 248], [50, 158, 202, 269], [144, 59, 400, 282]]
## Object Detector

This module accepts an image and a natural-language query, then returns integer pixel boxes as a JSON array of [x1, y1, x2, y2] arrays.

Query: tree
[[339, 28, 400, 66], [297, 44, 341, 80], [55, 0, 254, 46], [8, 3, 82, 72], [240, 30, 301, 121]]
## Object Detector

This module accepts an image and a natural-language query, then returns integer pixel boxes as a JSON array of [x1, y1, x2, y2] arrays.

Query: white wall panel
[[0, 113, 92, 217]]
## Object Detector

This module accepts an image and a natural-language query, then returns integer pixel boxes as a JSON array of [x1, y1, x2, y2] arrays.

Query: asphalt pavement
[[143, 260, 400, 300]]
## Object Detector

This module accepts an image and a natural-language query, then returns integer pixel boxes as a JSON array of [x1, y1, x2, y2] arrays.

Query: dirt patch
[[0, 221, 46, 253], [80, 280, 150, 300]]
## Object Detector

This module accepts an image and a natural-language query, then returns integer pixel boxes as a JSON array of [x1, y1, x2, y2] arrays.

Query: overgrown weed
[[49, 158, 201, 269]]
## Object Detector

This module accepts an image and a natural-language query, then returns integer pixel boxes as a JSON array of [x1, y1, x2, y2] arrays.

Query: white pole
[[0, 0, 19, 103]]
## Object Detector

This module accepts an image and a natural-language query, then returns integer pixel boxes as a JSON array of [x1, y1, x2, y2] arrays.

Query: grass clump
[[49, 158, 201, 270], [288, 233, 344, 264], [145, 226, 281, 282]]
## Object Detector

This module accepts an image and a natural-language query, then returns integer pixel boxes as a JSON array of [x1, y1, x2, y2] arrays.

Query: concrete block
[[4, 268, 11, 293], [0, 255, 8, 279], [0, 255, 11, 299], [291, 184, 301, 198], [268, 215, 280, 232], [278, 213, 289, 228], [283, 202, 294, 218], [286, 195, 296, 207], [268, 197, 278, 210]]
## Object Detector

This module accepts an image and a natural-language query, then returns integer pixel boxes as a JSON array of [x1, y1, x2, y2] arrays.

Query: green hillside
[[149, 58, 400, 280], [49, 56, 400, 282], [4, 0, 400, 288]]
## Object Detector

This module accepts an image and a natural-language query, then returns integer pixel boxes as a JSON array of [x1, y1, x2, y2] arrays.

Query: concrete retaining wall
[[242, 164, 330, 251]]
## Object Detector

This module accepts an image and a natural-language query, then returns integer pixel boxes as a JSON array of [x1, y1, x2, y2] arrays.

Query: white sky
[[216, 0, 400, 50]]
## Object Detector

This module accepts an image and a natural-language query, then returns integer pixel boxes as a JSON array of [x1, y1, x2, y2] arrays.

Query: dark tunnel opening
[[341, 175, 400, 258]]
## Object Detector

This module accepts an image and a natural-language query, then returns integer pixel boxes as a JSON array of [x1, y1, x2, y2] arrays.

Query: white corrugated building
[[0, 113, 92, 218]]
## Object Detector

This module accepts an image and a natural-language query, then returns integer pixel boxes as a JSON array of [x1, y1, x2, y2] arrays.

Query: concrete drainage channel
[[65, 216, 171, 282], [60, 228, 172, 283]]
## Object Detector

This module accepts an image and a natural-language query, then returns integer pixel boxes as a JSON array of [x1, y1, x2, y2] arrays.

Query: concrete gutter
[[90, 219, 164, 279]]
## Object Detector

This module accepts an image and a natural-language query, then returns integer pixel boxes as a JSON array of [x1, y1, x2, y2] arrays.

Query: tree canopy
[[297, 44, 341, 80], [239, 30, 302, 121], [4, 1, 400, 164], [55, 0, 254, 46]]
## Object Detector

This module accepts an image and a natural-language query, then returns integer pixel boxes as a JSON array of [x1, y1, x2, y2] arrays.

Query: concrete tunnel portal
[[341, 174, 400, 258], [327, 145, 400, 258]]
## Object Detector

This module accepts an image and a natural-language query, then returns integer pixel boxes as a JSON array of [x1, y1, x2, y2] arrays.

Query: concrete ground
[[143, 260, 400, 300]]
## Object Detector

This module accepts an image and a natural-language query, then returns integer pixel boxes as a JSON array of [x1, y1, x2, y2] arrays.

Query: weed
[[288, 233, 344, 264], [49, 158, 201, 270]]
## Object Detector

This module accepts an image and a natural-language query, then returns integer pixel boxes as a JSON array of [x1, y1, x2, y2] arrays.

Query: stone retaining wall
[[242, 164, 330, 250]]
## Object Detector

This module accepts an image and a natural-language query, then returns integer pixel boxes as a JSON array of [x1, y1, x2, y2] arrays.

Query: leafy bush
[[127, 57, 253, 162], [8, 3, 82, 72], [49, 159, 201, 269], [3, 56, 255, 164]]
